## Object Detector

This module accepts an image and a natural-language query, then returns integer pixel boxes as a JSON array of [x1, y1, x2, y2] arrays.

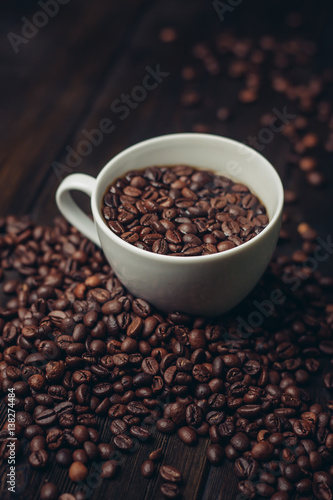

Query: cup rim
[[91, 133, 284, 263]]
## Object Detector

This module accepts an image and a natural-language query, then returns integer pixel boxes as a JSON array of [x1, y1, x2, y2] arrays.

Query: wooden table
[[0, 1, 332, 498]]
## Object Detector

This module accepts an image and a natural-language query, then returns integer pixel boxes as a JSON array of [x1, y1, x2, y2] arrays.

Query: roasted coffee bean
[[293, 418, 311, 437], [82, 441, 98, 460], [69, 461, 88, 482], [230, 433, 250, 453], [169, 402, 186, 425], [110, 419, 127, 436], [29, 435, 46, 452], [237, 480, 256, 499], [251, 441, 274, 461], [113, 434, 134, 451], [160, 465, 182, 483], [177, 426, 197, 445], [40, 482, 59, 500], [142, 357, 159, 375], [160, 483, 180, 499], [312, 471, 333, 499], [100, 460, 119, 479], [24, 424, 43, 440], [141, 459, 155, 478], [34, 408, 57, 426], [157, 418, 176, 434], [130, 426, 151, 441], [55, 448, 73, 467], [218, 420, 235, 439], [255, 482, 275, 497], [76, 414, 97, 427], [234, 455, 258, 479], [29, 449, 48, 468], [58, 495, 76, 500], [186, 404, 203, 427], [46, 428, 64, 450], [127, 401, 150, 416], [206, 444, 224, 465], [225, 444, 239, 461], [149, 448, 163, 462], [95, 444, 112, 462]]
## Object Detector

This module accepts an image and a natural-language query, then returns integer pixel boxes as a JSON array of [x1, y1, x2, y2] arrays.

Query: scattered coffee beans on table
[[102, 165, 268, 256], [0, 215, 333, 500]]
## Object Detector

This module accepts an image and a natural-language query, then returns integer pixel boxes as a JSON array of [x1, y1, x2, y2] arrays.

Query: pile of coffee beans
[[102, 165, 268, 256], [0, 215, 332, 499]]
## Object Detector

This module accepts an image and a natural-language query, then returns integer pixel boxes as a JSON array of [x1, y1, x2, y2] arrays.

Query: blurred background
[[0, 0, 333, 274]]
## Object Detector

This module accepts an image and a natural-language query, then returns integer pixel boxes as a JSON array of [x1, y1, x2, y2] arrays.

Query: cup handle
[[56, 173, 101, 247]]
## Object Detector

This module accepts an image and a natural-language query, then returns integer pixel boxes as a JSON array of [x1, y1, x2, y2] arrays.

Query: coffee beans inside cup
[[102, 165, 268, 256]]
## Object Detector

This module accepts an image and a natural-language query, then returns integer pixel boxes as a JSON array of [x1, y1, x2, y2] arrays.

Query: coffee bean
[[313, 471, 333, 499], [218, 420, 235, 439], [29, 435, 46, 452], [177, 426, 197, 445], [40, 482, 59, 500], [160, 465, 182, 483], [230, 433, 250, 453], [149, 448, 163, 462], [293, 418, 311, 437], [113, 434, 134, 451], [234, 455, 259, 479], [141, 459, 155, 478], [157, 418, 176, 434], [271, 493, 289, 500], [29, 449, 48, 468], [130, 426, 151, 441], [101, 460, 119, 479], [251, 441, 274, 461], [255, 482, 275, 497], [237, 479, 256, 499], [83, 441, 98, 460], [283, 464, 303, 482], [127, 400, 150, 416], [206, 444, 224, 465], [69, 461, 88, 482], [323, 372, 333, 389], [98, 443, 114, 461], [186, 404, 203, 427], [142, 357, 159, 375], [55, 448, 73, 467], [160, 483, 180, 499], [110, 419, 128, 436], [72, 449, 88, 464], [295, 477, 312, 494]]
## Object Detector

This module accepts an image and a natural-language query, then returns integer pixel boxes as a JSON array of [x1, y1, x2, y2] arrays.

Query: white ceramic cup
[[56, 133, 284, 316]]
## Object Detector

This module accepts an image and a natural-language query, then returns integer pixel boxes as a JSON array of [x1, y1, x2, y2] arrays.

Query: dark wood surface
[[0, 1, 333, 499]]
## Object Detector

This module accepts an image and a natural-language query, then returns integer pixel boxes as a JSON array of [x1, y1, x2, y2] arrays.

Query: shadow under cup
[[91, 134, 284, 316]]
